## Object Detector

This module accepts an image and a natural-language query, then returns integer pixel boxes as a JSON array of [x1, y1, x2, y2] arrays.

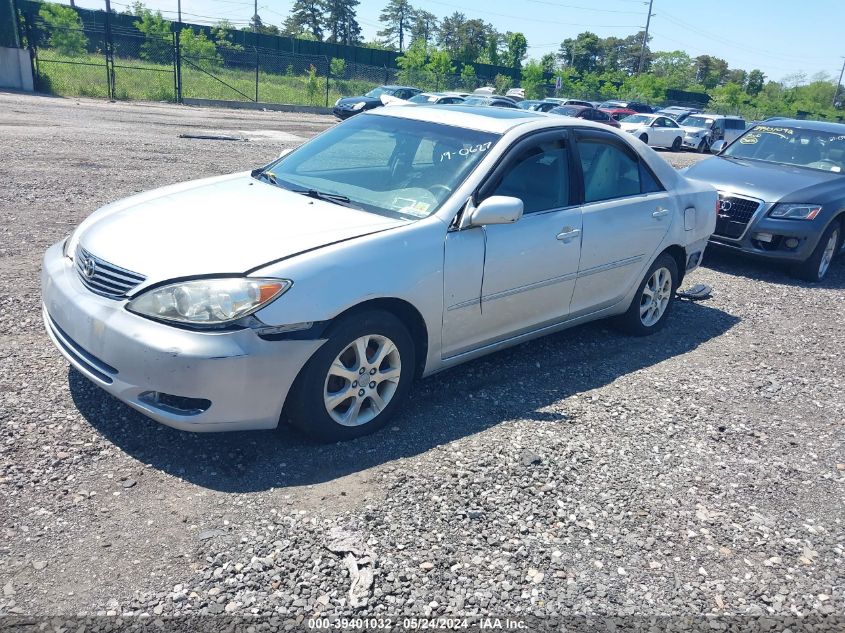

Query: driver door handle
[[556, 227, 581, 242], [652, 208, 669, 219]]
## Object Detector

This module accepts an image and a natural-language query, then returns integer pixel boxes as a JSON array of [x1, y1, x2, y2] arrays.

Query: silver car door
[[441, 131, 582, 357], [569, 129, 673, 316]]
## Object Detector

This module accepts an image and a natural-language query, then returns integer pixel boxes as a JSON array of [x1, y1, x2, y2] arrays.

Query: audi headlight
[[768, 203, 822, 220], [351, 101, 366, 111], [127, 277, 291, 326]]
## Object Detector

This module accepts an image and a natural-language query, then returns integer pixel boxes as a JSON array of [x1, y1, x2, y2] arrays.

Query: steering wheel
[[428, 184, 452, 198]]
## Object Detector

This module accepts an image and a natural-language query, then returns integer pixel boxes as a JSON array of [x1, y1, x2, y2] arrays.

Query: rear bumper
[[41, 241, 324, 432]]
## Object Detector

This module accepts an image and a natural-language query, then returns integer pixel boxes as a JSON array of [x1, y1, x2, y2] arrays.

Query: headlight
[[351, 101, 366, 111], [334, 98, 341, 106], [62, 235, 72, 258], [768, 203, 822, 220], [127, 277, 291, 326]]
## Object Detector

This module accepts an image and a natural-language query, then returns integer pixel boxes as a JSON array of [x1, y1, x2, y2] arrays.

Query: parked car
[[601, 107, 637, 122], [549, 105, 620, 128], [461, 95, 519, 108], [333, 85, 422, 119], [408, 92, 466, 105], [505, 88, 525, 102], [656, 106, 700, 124], [619, 114, 684, 150], [43, 106, 716, 440], [684, 119, 845, 281], [680, 114, 746, 152], [516, 99, 546, 110], [598, 100, 653, 113]]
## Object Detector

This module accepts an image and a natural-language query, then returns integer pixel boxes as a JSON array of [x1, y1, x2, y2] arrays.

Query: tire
[[671, 136, 682, 152], [614, 254, 679, 336], [285, 309, 415, 442], [697, 139, 709, 153], [639, 133, 649, 144], [791, 219, 841, 282]]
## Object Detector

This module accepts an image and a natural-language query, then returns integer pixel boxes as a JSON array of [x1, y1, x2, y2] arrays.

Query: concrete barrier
[[0, 47, 34, 92], [182, 98, 332, 115]]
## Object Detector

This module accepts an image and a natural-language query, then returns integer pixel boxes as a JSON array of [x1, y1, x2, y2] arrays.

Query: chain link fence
[[21, 12, 505, 107]]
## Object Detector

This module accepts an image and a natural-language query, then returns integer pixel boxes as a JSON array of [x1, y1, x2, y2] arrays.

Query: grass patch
[[35, 51, 382, 105]]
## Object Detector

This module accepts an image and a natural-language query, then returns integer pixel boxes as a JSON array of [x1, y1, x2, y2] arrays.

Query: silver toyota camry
[[42, 105, 717, 441]]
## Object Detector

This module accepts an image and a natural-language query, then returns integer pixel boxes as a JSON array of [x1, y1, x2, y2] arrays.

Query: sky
[[60, 0, 845, 83]]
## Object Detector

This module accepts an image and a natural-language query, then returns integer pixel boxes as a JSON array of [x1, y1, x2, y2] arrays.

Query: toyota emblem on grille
[[82, 255, 96, 278]]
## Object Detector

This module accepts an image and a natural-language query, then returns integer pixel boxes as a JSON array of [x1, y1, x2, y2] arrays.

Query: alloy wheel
[[818, 228, 839, 279], [323, 334, 402, 427], [639, 267, 672, 327]]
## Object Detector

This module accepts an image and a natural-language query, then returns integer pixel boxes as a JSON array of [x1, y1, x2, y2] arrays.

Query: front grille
[[75, 246, 146, 299], [714, 193, 763, 239]]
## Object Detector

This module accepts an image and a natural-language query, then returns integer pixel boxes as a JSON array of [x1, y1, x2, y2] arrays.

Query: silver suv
[[680, 114, 746, 152]]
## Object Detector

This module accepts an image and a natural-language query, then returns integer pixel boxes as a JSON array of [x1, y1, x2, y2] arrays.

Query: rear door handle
[[652, 208, 669, 219], [556, 227, 581, 242]]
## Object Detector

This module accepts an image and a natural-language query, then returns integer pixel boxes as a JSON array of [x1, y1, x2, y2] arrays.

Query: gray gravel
[[0, 93, 843, 623]]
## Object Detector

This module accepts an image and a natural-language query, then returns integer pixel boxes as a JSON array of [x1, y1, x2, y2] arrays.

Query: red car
[[600, 107, 637, 122], [549, 105, 621, 128]]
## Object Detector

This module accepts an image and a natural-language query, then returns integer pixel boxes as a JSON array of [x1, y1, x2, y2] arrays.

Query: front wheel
[[671, 136, 682, 151], [614, 254, 679, 335], [286, 310, 415, 442], [639, 133, 649, 144], [792, 220, 841, 282], [697, 139, 710, 153]]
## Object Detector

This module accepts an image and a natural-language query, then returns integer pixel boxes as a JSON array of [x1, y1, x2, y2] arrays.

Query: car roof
[[381, 85, 419, 90], [751, 118, 845, 133], [368, 104, 546, 133]]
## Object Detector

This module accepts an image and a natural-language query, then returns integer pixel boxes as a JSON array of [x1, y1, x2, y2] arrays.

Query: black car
[[684, 119, 845, 281], [333, 85, 422, 119]]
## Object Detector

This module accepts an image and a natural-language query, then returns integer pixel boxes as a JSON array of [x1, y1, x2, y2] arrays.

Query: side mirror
[[710, 140, 726, 154], [277, 148, 294, 159], [469, 196, 523, 226]]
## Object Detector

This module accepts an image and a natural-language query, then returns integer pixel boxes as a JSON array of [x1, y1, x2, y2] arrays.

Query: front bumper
[[41, 241, 324, 432], [332, 107, 357, 119], [682, 134, 707, 149], [709, 214, 822, 262]]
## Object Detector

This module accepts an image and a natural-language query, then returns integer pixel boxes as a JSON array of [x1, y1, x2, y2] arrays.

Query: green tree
[[325, 0, 361, 45], [330, 57, 346, 77], [494, 73, 512, 95], [180, 27, 220, 67], [459, 63, 477, 90], [426, 48, 455, 89], [282, 0, 325, 41], [746, 69, 765, 96], [396, 40, 430, 86], [540, 53, 556, 75], [520, 60, 545, 99], [305, 64, 322, 105], [38, 3, 88, 57], [501, 32, 527, 70], [650, 50, 695, 88], [133, 4, 172, 63], [377, 0, 413, 52], [409, 9, 437, 48], [248, 14, 280, 35], [557, 32, 603, 74], [212, 21, 244, 51], [437, 13, 492, 63]]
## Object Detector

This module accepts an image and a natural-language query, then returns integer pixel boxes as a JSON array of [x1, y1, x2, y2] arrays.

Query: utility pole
[[253, 0, 258, 102], [175, 0, 182, 102], [834, 57, 845, 108], [637, 0, 654, 76]]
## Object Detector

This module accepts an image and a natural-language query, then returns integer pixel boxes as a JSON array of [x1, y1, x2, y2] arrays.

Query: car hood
[[336, 96, 380, 107], [680, 125, 709, 135], [71, 173, 406, 286], [618, 122, 643, 131], [683, 156, 845, 203]]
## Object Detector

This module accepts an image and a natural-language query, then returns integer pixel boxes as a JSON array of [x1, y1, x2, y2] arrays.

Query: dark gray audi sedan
[[684, 119, 845, 281]]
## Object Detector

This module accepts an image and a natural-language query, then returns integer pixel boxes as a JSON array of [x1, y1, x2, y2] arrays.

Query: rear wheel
[[792, 220, 841, 282], [615, 254, 678, 335], [671, 136, 682, 151], [286, 310, 415, 442]]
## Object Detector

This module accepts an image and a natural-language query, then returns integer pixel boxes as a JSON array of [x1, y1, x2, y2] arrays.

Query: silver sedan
[[42, 105, 717, 441]]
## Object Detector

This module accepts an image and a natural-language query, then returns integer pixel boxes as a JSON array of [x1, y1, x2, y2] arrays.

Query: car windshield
[[553, 106, 581, 116], [598, 101, 623, 109], [722, 125, 845, 173], [684, 116, 714, 128], [462, 97, 490, 106], [365, 87, 396, 98], [255, 115, 500, 219], [621, 114, 652, 124], [408, 93, 437, 103]]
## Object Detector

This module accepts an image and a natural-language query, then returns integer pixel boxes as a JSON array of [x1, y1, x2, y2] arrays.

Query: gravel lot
[[1, 93, 843, 625]]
